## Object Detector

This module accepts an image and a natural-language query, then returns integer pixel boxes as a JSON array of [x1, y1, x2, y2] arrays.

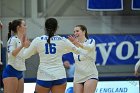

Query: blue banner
[[87, 0, 123, 11], [63, 34, 140, 65], [132, 0, 140, 10], [88, 34, 140, 65]]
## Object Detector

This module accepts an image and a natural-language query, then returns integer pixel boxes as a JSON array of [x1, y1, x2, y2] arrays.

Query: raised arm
[[7, 37, 23, 57], [62, 37, 81, 54], [68, 35, 95, 51], [22, 38, 38, 59]]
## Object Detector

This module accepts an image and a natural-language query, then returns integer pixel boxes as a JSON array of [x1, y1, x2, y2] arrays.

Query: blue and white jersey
[[73, 38, 98, 83], [7, 35, 26, 71], [22, 35, 80, 81]]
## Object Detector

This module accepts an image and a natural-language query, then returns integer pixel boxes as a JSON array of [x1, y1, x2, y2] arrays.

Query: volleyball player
[[68, 25, 98, 93], [22, 18, 81, 93], [2, 19, 30, 93]]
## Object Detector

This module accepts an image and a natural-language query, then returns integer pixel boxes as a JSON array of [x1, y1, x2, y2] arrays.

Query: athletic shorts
[[2, 65, 23, 80], [36, 78, 67, 88]]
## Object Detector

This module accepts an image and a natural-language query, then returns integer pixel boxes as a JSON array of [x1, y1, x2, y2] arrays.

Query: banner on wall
[[65, 81, 139, 93], [24, 81, 139, 93], [63, 34, 140, 65], [87, 0, 123, 11], [88, 34, 140, 65], [132, 0, 140, 10]]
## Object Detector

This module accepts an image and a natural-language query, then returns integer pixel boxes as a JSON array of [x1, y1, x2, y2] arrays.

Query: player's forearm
[[74, 42, 94, 50], [12, 45, 23, 57]]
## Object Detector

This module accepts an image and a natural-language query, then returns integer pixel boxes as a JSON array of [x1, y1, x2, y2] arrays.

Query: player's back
[[35, 35, 68, 68], [32, 35, 71, 80], [23, 34, 78, 80]]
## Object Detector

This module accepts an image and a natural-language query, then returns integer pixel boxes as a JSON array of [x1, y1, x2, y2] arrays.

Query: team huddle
[[2, 18, 98, 93]]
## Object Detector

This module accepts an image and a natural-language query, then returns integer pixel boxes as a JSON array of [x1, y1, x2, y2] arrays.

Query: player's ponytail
[[8, 22, 12, 40], [45, 18, 58, 44], [47, 29, 54, 44]]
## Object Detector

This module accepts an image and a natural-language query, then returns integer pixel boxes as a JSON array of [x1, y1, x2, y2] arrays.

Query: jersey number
[[45, 43, 56, 54]]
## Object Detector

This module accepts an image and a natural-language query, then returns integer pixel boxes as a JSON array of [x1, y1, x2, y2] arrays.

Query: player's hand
[[21, 34, 30, 48], [68, 35, 75, 42], [64, 61, 70, 69], [24, 37, 30, 48], [21, 34, 26, 47], [68, 35, 78, 44]]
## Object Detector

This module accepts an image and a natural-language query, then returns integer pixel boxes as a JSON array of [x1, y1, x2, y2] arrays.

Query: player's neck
[[78, 37, 87, 43], [17, 32, 23, 39]]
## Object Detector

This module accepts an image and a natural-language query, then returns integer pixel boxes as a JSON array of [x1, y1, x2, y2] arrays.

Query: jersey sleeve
[[7, 37, 17, 56], [22, 38, 38, 59], [82, 39, 95, 51], [62, 37, 81, 54]]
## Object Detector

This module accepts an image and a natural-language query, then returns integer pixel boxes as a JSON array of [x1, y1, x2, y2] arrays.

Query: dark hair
[[45, 18, 58, 44], [8, 19, 23, 39], [76, 25, 88, 39]]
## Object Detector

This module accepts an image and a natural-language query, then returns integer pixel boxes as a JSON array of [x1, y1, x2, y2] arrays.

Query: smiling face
[[73, 26, 85, 39]]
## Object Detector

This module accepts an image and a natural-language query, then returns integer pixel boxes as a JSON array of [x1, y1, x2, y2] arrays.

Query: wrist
[[79, 43, 84, 48], [72, 40, 76, 44]]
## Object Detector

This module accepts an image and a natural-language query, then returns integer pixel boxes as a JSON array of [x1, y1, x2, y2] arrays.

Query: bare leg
[[51, 83, 66, 93], [84, 79, 98, 93], [17, 78, 24, 93], [74, 83, 83, 93], [3, 77, 18, 93], [35, 84, 50, 93]]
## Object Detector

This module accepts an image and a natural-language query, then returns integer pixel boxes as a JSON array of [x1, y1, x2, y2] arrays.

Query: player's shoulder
[[10, 35, 18, 40], [55, 35, 66, 40], [7, 35, 18, 44], [33, 35, 66, 41], [52, 35, 66, 41], [33, 35, 47, 41], [55, 35, 65, 39], [86, 38, 95, 44]]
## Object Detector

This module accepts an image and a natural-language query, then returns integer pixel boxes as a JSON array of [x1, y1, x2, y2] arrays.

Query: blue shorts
[[36, 78, 67, 88], [2, 65, 23, 80]]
